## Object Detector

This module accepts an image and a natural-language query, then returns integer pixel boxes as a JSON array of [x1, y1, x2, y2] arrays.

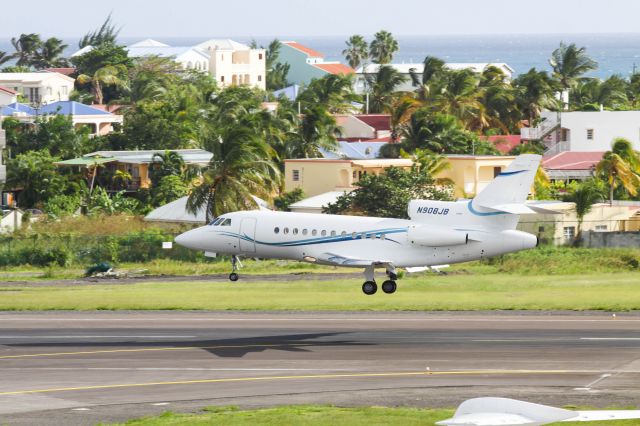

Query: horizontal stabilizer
[[476, 203, 562, 215], [437, 397, 640, 426]]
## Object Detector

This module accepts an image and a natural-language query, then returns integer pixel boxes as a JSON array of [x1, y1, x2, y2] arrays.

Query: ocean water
[[2, 33, 640, 78]]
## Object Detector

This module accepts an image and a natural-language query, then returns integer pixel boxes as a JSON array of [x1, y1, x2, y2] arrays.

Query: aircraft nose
[[175, 229, 202, 250]]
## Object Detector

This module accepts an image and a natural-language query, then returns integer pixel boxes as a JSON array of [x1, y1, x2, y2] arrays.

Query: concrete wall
[[580, 230, 640, 248], [544, 111, 640, 151]]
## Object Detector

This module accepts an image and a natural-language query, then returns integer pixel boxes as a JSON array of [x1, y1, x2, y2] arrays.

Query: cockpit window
[[220, 218, 232, 226], [210, 218, 224, 226]]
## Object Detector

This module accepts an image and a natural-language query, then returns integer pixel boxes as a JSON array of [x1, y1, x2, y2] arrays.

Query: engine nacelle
[[407, 225, 469, 247]]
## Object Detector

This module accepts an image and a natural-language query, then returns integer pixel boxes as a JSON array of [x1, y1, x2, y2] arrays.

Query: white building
[[0, 72, 75, 104], [522, 110, 640, 153], [354, 62, 514, 93], [0, 86, 18, 106], [72, 39, 266, 90]]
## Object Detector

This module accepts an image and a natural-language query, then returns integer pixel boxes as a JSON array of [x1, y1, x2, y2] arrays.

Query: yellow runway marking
[[0, 370, 574, 396], [0, 343, 314, 359]]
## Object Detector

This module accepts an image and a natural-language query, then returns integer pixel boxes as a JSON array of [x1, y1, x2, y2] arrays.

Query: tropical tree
[[187, 125, 280, 221], [572, 76, 628, 110], [549, 42, 598, 92], [77, 64, 129, 104], [388, 95, 421, 143], [369, 30, 399, 64], [149, 150, 186, 188], [0, 51, 13, 67], [562, 178, 605, 243], [366, 65, 407, 113], [33, 37, 69, 69], [297, 74, 359, 113], [401, 110, 474, 154], [11, 33, 42, 67], [478, 66, 519, 133], [287, 105, 340, 158], [433, 69, 484, 129], [410, 56, 448, 102], [343, 35, 369, 69], [596, 138, 640, 204], [513, 68, 559, 125], [79, 14, 120, 48], [5, 150, 70, 208]]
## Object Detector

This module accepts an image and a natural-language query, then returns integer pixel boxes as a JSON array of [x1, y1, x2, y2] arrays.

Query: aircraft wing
[[310, 252, 393, 267]]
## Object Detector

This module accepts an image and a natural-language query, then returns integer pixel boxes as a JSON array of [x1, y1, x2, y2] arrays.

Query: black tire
[[229, 272, 239, 282], [362, 281, 377, 295], [382, 280, 397, 294]]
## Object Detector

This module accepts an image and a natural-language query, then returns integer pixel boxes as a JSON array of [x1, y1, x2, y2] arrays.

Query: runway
[[1, 311, 639, 425]]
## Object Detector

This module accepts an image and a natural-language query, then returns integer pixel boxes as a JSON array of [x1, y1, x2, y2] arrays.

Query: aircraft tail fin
[[472, 154, 542, 210]]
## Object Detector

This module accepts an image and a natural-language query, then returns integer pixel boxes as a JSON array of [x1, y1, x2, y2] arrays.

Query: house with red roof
[[334, 114, 392, 142], [542, 151, 605, 181], [0, 86, 18, 106], [278, 41, 354, 86], [482, 135, 522, 154]]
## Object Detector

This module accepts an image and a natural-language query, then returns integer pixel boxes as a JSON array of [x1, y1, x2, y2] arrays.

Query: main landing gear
[[362, 266, 398, 295], [229, 255, 241, 281]]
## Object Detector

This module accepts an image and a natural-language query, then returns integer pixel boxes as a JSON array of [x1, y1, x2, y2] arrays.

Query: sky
[[2, 0, 640, 38]]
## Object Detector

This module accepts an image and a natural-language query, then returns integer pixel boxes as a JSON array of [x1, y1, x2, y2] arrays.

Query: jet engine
[[407, 225, 469, 247]]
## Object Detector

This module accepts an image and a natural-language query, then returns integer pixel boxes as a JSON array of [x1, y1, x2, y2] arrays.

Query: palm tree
[[572, 76, 628, 111], [77, 64, 129, 104], [514, 68, 559, 126], [287, 106, 341, 158], [343, 35, 369, 70], [409, 56, 447, 102], [11, 33, 42, 67], [33, 37, 69, 69], [434, 69, 484, 129], [366, 65, 407, 113], [596, 138, 640, 204], [563, 179, 605, 244], [79, 14, 120, 48], [408, 148, 453, 185], [297, 74, 359, 113], [187, 126, 280, 221], [549, 42, 598, 103], [389, 95, 420, 143], [0, 51, 12, 67], [369, 30, 399, 65]]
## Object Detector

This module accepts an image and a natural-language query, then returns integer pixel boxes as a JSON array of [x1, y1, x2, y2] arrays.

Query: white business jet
[[176, 154, 549, 295]]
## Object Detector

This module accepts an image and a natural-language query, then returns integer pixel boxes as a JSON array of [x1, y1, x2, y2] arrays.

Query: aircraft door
[[239, 218, 257, 253]]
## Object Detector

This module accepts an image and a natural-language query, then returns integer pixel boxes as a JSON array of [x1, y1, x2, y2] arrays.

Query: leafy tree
[[596, 138, 640, 204], [274, 188, 305, 211], [87, 187, 140, 215], [433, 69, 484, 130], [264, 39, 290, 91], [369, 30, 399, 65], [3, 115, 90, 158], [343, 35, 369, 69], [324, 166, 453, 218], [401, 110, 475, 154], [188, 125, 280, 221], [77, 64, 129, 105], [562, 178, 605, 243], [287, 105, 340, 158], [33, 37, 69, 69], [549, 42, 598, 94], [297, 74, 359, 113], [152, 175, 188, 207], [513, 68, 559, 125], [5, 150, 70, 208], [0, 51, 12, 67], [410, 56, 448, 102], [572, 76, 629, 111], [79, 14, 120, 48], [366, 65, 407, 113], [11, 33, 42, 67]]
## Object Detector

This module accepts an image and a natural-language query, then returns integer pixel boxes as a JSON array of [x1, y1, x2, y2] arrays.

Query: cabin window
[[321, 230, 327, 236], [352, 232, 357, 239], [369, 233, 376, 239], [586, 129, 594, 140], [330, 231, 336, 236], [361, 233, 367, 239], [293, 228, 299, 235], [284, 227, 289, 234], [341, 231, 347, 236], [380, 234, 386, 240], [221, 218, 232, 226], [302, 229, 308, 235], [274, 227, 280, 234], [312, 229, 317, 236]]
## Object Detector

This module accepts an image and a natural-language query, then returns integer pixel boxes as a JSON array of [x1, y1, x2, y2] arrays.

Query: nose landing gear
[[229, 255, 241, 281]]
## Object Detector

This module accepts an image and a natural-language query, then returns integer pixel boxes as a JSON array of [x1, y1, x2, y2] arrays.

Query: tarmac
[[0, 311, 639, 425]]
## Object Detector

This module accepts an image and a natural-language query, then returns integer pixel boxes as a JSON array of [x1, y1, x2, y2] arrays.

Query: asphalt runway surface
[[1, 311, 640, 425]]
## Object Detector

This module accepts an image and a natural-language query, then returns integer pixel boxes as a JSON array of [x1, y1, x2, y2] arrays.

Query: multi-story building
[[0, 72, 75, 104], [523, 110, 640, 153], [73, 39, 266, 90], [277, 41, 354, 86]]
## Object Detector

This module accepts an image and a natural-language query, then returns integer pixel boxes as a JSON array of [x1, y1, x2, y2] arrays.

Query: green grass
[[2, 272, 639, 311], [107, 405, 640, 426]]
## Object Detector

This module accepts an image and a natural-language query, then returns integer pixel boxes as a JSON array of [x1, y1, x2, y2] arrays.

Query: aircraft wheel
[[382, 280, 397, 294], [229, 272, 239, 282], [362, 281, 377, 295]]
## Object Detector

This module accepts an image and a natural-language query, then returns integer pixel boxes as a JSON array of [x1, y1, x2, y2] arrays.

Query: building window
[[259, 53, 263, 60], [563, 226, 575, 240], [493, 167, 502, 177], [595, 225, 608, 232], [292, 169, 300, 181], [587, 129, 594, 140], [258, 75, 262, 82], [220, 76, 225, 83]]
